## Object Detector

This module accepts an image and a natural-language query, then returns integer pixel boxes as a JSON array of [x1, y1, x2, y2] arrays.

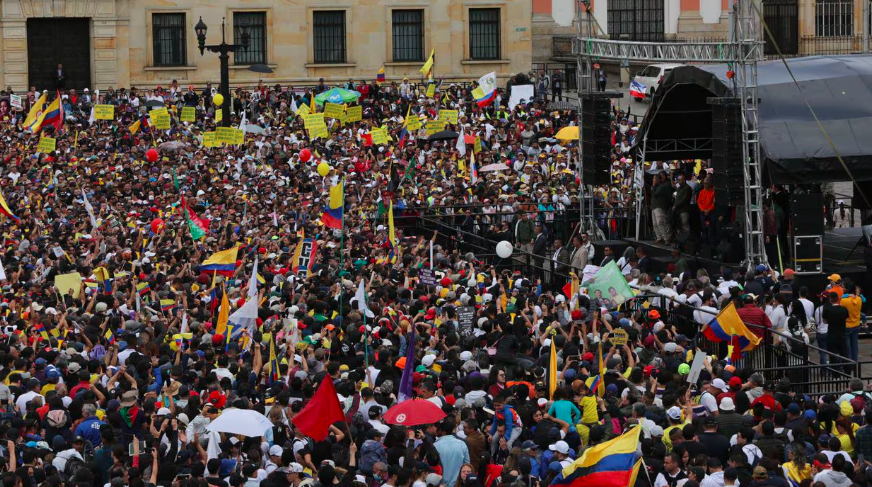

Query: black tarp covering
[[639, 55, 872, 184]]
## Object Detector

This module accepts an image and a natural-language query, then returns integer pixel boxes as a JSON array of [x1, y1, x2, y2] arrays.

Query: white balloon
[[496, 240, 514, 259]]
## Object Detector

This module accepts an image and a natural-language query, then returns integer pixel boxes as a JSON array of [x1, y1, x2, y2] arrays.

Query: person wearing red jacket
[[736, 294, 772, 339], [698, 176, 716, 246]]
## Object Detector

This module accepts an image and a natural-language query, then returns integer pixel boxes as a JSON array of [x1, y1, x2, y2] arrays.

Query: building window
[[607, 0, 664, 42], [234, 12, 267, 65], [763, 0, 798, 55], [392, 10, 424, 62], [469, 8, 501, 60], [152, 13, 187, 66], [815, 0, 853, 36], [313, 11, 346, 64]]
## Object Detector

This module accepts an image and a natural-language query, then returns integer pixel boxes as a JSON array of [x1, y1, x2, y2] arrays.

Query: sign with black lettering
[[457, 306, 476, 337]]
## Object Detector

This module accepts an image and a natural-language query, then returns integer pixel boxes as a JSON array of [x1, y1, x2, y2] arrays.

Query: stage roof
[[638, 55, 872, 184]]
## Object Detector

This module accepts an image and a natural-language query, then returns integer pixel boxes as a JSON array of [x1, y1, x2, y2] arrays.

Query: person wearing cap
[[698, 415, 731, 464], [750, 382, 782, 412], [266, 444, 284, 473], [548, 440, 573, 470], [663, 404, 689, 453], [15, 377, 44, 414]]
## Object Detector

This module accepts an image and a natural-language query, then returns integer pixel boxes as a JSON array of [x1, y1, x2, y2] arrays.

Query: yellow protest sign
[[150, 107, 170, 129], [215, 109, 223, 123], [296, 103, 310, 117], [425, 120, 445, 133], [308, 123, 328, 139], [55, 272, 83, 299], [345, 106, 362, 123], [474, 136, 482, 154], [94, 104, 114, 120], [215, 127, 240, 145], [37, 137, 56, 153], [370, 128, 388, 145], [234, 129, 245, 145], [440, 110, 459, 124], [304, 114, 325, 129], [181, 107, 196, 122], [203, 132, 217, 148], [324, 103, 345, 120], [426, 84, 436, 98], [406, 116, 422, 131]]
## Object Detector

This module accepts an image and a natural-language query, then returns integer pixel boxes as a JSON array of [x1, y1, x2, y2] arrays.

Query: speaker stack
[[708, 97, 744, 207], [790, 193, 825, 274], [581, 92, 622, 186]]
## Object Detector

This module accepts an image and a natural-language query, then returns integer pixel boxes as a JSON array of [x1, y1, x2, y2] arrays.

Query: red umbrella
[[383, 399, 447, 426]]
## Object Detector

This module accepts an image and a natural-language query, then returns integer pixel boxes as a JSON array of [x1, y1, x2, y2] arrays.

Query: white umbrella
[[479, 163, 510, 172], [205, 408, 273, 437]]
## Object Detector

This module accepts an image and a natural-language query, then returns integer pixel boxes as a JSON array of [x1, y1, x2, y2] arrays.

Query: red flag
[[291, 375, 345, 441]]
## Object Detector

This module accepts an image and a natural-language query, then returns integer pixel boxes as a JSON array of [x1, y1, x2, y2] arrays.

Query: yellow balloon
[[213, 93, 224, 106], [317, 162, 330, 177]]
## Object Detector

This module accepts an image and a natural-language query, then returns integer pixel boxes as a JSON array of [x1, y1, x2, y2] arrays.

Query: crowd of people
[[0, 73, 866, 487]]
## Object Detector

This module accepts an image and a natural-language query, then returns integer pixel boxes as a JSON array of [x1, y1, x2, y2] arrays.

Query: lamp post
[[195, 16, 249, 127]]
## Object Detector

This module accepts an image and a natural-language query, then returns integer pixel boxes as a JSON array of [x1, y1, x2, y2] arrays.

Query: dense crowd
[[0, 75, 866, 487]]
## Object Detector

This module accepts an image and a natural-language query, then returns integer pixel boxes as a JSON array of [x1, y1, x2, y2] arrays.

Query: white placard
[[509, 85, 535, 111]]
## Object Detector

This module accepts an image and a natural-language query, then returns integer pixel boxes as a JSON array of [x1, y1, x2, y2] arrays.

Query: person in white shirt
[[700, 458, 731, 487], [15, 378, 44, 413], [694, 292, 720, 326], [367, 408, 390, 436]]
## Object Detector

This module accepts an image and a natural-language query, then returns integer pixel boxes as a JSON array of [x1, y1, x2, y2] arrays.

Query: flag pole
[[338, 177, 347, 319]]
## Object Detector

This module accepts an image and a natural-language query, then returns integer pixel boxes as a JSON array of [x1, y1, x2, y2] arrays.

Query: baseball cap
[[663, 342, 677, 353], [425, 474, 443, 486], [677, 363, 690, 375], [549, 440, 569, 454], [667, 406, 682, 421], [287, 463, 304, 473], [753, 466, 768, 479], [712, 378, 728, 392], [269, 445, 283, 456], [521, 440, 538, 451], [729, 376, 743, 388]]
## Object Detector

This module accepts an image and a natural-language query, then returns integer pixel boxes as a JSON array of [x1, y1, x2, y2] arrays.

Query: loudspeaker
[[710, 100, 744, 207], [790, 193, 825, 236], [581, 96, 612, 186], [793, 235, 822, 274]]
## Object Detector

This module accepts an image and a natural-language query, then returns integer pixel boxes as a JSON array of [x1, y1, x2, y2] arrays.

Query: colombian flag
[[104, 328, 116, 344], [137, 282, 151, 297], [702, 302, 761, 361], [377, 66, 386, 85], [555, 426, 641, 487], [472, 86, 497, 108], [23, 93, 48, 131], [160, 299, 176, 313], [200, 246, 239, 276], [34, 324, 49, 341], [30, 92, 63, 133], [322, 182, 344, 229], [0, 189, 19, 222]]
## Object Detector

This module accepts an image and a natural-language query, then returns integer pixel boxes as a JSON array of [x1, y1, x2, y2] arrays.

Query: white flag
[[180, 313, 189, 334], [0, 259, 7, 282], [455, 125, 467, 157], [247, 257, 258, 299], [478, 72, 497, 95], [88, 106, 96, 125], [229, 297, 259, 337], [82, 189, 99, 230], [239, 111, 247, 133], [355, 280, 375, 318]]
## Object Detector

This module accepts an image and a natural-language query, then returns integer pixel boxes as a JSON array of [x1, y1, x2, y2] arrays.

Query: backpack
[[63, 453, 86, 478], [46, 410, 67, 429], [533, 418, 558, 450]]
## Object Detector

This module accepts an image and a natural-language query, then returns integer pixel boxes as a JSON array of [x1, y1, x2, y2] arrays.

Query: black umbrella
[[146, 100, 165, 108], [248, 64, 274, 74], [428, 130, 459, 141]]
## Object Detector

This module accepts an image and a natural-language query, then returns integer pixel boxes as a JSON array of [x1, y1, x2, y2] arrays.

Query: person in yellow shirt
[[841, 282, 864, 362], [663, 405, 689, 452]]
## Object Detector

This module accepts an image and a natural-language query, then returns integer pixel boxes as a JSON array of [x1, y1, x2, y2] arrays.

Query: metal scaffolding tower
[[573, 0, 766, 268]]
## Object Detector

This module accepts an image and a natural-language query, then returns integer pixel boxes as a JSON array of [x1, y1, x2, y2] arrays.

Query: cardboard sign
[[346, 105, 362, 122], [295, 104, 310, 117], [610, 328, 629, 346], [418, 269, 437, 286], [37, 137, 56, 153], [406, 116, 421, 131], [440, 110, 459, 124], [426, 84, 435, 98], [457, 306, 476, 337], [94, 104, 115, 120], [150, 108, 170, 129], [203, 132, 217, 148], [425, 120, 444, 133], [215, 127, 241, 145], [9, 94, 22, 110], [687, 351, 707, 384], [55, 272, 83, 299], [304, 113, 325, 128], [370, 128, 388, 145], [308, 123, 328, 139], [181, 107, 196, 122], [474, 136, 482, 154], [323, 103, 345, 119]]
